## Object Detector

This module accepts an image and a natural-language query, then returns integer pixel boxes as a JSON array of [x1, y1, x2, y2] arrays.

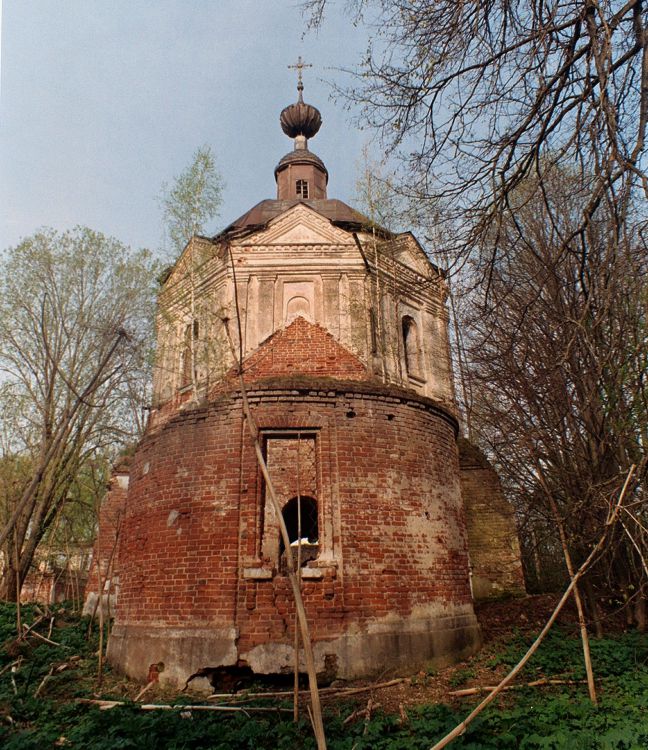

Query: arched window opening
[[180, 320, 199, 388], [402, 315, 424, 380], [296, 179, 309, 199], [279, 496, 319, 570]]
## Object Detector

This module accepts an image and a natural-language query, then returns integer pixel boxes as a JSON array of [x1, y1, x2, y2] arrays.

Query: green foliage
[[487, 628, 648, 679], [159, 145, 224, 257], [0, 227, 159, 599], [448, 667, 477, 688], [1, 606, 647, 749]]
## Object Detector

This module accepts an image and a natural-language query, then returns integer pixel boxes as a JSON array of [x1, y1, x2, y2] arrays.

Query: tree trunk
[[0, 564, 19, 603], [583, 577, 604, 639], [635, 593, 646, 633]]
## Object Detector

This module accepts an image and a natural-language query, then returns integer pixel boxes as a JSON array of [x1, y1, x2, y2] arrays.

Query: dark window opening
[[402, 315, 424, 380], [296, 179, 309, 199], [279, 496, 319, 570]]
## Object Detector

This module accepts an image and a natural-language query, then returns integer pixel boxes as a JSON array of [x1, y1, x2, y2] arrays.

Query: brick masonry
[[458, 439, 526, 599], [88, 98, 529, 686], [106, 373, 482, 684], [83, 458, 130, 617]]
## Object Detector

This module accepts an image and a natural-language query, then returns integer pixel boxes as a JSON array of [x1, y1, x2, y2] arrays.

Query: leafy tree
[[0, 227, 158, 600], [155, 147, 227, 403], [159, 145, 224, 258]]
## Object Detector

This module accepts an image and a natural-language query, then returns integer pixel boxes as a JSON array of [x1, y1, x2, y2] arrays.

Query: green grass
[[1, 603, 647, 749]]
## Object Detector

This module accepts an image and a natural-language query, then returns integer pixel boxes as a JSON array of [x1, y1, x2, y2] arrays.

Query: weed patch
[[1, 604, 647, 749]]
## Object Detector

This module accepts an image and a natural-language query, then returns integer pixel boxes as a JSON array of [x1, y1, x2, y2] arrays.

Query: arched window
[[279, 496, 319, 569], [296, 179, 309, 199], [402, 315, 424, 380], [180, 320, 198, 388]]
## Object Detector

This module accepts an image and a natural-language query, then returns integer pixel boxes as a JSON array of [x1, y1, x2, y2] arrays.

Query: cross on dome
[[288, 55, 313, 102]]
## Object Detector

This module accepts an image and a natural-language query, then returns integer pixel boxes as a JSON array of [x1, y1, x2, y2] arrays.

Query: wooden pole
[[294, 433, 302, 723], [535, 465, 598, 704], [222, 308, 327, 750], [14, 533, 21, 635]]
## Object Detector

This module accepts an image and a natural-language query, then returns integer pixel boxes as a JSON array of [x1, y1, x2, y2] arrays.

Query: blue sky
[[0, 1, 373, 255]]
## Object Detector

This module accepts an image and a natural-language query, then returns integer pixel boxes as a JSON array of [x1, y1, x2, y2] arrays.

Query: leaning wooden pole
[[534, 464, 598, 703], [429, 465, 636, 750], [221, 312, 327, 750]]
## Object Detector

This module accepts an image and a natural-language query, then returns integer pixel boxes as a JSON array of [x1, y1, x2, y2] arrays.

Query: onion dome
[[275, 59, 328, 200], [280, 57, 323, 140], [280, 100, 322, 139]]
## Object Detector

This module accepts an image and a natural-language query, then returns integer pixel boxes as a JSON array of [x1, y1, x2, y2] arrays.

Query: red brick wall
[[115, 382, 473, 659], [84, 462, 130, 611], [242, 317, 368, 380], [151, 317, 370, 429]]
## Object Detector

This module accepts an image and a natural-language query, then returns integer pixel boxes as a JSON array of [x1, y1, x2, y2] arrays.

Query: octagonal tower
[[106, 85, 483, 686]]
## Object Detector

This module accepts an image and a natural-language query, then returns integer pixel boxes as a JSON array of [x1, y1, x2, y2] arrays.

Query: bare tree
[[461, 167, 647, 626], [0, 227, 157, 600], [307, 0, 648, 276]]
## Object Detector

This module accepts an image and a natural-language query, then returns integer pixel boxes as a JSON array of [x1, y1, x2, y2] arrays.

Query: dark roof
[[215, 199, 393, 240], [274, 149, 328, 180]]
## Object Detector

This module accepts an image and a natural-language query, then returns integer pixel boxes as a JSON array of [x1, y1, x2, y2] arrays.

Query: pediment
[[393, 234, 437, 277], [239, 204, 354, 247], [162, 236, 222, 289]]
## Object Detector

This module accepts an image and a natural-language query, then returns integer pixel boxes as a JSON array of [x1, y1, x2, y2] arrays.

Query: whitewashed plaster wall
[[152, 205, 456, 410]]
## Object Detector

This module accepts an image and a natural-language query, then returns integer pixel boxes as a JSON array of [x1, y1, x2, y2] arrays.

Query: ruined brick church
[[87, 77, 524, 687]]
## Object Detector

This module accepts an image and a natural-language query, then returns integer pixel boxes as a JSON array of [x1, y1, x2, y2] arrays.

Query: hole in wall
[[183, 664, 336, 692]]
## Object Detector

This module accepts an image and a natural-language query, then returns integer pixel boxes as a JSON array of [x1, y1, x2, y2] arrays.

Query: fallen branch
[[329, 680, 405, 698], [344, 698, 381, 728], [19, 615, 46, 640], [448, 678, 587, 697], [0, 658, 22, 678], [207, 677, 406, 702], [133, 680, 156, 702], [28, 629, 61, 647], [78, 698, 292, 714], [34, 666, 55, 698], [429, 464, 636, 750], [34, 661, 74, 698]]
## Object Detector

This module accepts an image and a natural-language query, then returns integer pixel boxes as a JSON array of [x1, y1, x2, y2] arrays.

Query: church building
[[92, 73, 524, 687]]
